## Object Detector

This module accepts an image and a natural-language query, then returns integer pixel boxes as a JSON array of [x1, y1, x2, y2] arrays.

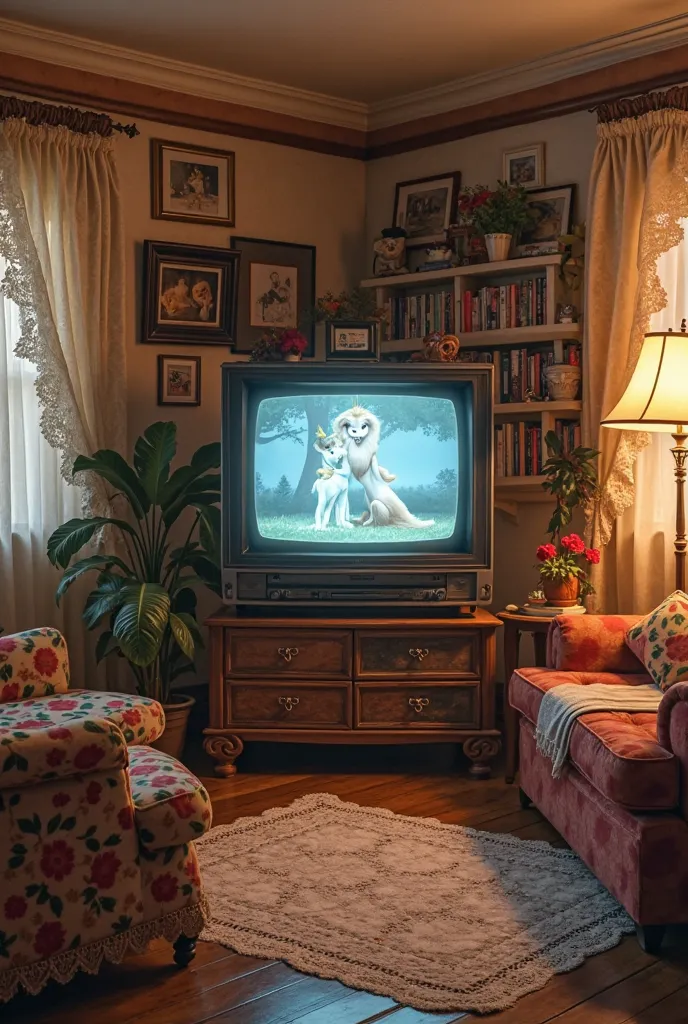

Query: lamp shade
[[601, 329, 688, 432]]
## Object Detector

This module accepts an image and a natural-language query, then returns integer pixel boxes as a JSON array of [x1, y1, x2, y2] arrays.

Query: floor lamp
[[601, 319, 688, 592]]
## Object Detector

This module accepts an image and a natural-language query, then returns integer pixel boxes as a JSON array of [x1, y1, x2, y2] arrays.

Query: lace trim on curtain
[[0, 121, 109, 516], [592, 109, 688, 547]]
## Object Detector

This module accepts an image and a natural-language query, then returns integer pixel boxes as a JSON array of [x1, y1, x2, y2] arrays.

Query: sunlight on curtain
[[611, 225, 688, 611], [0, 255, 84, 647]]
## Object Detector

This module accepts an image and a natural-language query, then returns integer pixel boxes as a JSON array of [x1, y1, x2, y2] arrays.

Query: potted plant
[[47, 421, 221, 759], [279, 329, 308, 361], [470, 181, 529, 262], [536, 430, 600, 606]]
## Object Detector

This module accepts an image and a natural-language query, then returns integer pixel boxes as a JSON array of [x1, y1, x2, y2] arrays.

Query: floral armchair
[[0, 628, 212, 1001]]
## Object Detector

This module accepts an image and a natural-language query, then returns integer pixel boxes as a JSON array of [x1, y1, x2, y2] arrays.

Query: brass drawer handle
[[278, 647, 299, 663], [409, 647, 429, 661], [278, 696, 300, 712], [408, 696, 430, 713]]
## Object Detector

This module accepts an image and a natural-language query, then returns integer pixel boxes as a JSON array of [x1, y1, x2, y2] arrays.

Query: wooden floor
[[6, 740, 688, 1024]]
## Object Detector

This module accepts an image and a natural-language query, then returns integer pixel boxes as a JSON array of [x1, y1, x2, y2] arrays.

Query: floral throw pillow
[[626, 590, 688, 691]]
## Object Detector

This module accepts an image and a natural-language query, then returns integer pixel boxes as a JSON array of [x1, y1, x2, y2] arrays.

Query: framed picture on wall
[[141, 240, 240, 345], [230, 236, 316, 355], [325, 320, 379, 361], [516, 184, 575, 256], [502, 143, 545, 189], [151, 139, 235, 227], [392, 172, 461, 248], [157, 354, 201, 406]]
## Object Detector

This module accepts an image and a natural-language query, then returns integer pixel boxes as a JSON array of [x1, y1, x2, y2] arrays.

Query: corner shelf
[[494, 400, 581, 416], [360, 254, 563, 289], [382, 323, 580, 354]]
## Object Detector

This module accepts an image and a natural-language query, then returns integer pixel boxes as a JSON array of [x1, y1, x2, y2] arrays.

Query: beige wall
[[365, 111, 597, 663]]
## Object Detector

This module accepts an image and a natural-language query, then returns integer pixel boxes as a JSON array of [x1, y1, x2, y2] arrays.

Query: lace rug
[[195, 793, 633, 1014]]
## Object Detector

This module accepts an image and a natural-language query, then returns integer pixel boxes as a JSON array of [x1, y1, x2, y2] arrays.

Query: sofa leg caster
[[636, 924, 666, 955], [518, 787, 532, 810], [173, 933, 198, 967]]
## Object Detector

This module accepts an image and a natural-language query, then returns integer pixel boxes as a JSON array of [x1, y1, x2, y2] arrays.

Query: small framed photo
[[516, 185, 575, 257], [141, 241, 239, 345], [325, 321, 379, 361], [231, 236, 316, 355], [503, 143, 545, 189], [393, 172, 461, 248], [151, 139, 235, 227], [157, 355, 201, 406]]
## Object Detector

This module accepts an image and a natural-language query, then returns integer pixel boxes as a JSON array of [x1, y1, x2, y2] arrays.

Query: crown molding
[[0, 17, 368, 132], [368, 14, 688, 129]]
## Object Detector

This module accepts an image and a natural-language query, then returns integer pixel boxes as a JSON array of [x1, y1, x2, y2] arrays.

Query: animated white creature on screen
[[254, 394, 460, 543]]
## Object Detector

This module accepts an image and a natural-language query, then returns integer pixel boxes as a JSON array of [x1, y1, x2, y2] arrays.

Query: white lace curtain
[[583, 101, 688, 610], [0, 119, 126, 682]]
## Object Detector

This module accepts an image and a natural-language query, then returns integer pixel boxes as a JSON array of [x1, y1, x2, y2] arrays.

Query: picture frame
[[230, 236, 316, 355], [392, 172, 461, 248], [516, 184, 575, 257], [151, 139, 235, 227], [141, 240, 239, 345], [502, 143, 545, 190], [325, 320, 379, 361], [157, 354, 201, 406]]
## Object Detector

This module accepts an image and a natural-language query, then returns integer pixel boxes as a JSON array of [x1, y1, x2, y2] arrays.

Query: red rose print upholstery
[[626, 590, 688, 691], [128, 746, 212, 851], [510, 614, 688, 951], [0, 628, 70, 701], [0, 631, 211, 1002]]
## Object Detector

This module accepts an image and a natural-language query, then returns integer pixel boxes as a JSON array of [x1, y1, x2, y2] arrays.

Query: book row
[[459, 342, 581, 403], [495, 422, 543, 478], [386, 291, 454, 340], [460, 279, 547, 332]]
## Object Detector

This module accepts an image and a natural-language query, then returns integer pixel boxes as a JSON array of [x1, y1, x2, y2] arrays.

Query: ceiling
[[0, 0, 686, 104]]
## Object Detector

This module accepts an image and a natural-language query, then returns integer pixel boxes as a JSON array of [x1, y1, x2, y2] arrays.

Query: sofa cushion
[[510, 667, 679, 811], [548, 615, 642, 673], [626, 590, 688, 691], [0, 690, 165, 746], [0, 628, 70, 701], [128, 746, 212, 851]]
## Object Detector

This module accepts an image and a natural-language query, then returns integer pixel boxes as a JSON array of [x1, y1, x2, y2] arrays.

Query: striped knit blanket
[[535, 683, 663, 778]]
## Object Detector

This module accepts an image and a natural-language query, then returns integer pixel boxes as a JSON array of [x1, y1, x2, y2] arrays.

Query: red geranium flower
[[279, 329, 308, 355], [169, 794, 196, 819], [40, 840, 75, 882], [34, 921, 66, 957], [85, 781, 102, 805], [536, 543, 557, 562], [560, 533, 586, 554], [151, 873, 179, 902], [117, 806, 134, 830], [33, 647, 59, 677], [52, 792, 71, 808], [48, 726, 72, 740], [89, 851, 121, 889], [584, 548, 601, 564], [4, 895, 27, 920], [121, 709, 141, 726], [665, 634, 688, 661], [74, 744, 106, 771], [1, 682, 19, 701], [46, 747, 66, 767]]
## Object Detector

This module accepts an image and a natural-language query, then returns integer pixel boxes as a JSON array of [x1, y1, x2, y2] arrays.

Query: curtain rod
[[0, 94, 139, 138], [593, 85, 688, 124]]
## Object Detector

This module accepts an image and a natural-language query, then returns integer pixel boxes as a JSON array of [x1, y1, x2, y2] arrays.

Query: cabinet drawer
[[355, 631, 480, 679], [227, 682, 352, 728], [225, 630, 352, 678], [355, 682, 479, 729]]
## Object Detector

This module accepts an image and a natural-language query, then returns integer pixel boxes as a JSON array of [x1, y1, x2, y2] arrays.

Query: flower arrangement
[[279, 329, 308, 356], [249, 327, 308, 361], [456, 185, 492, 226], [309, 289, 385, 323], [470, 181, 529, 237], [536, 533, 600, 599]]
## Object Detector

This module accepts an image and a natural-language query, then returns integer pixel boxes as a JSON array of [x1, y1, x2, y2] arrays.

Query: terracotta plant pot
[[484, 233, 512, 262], [542, 576, 580, 607], [283, 352, 302, 362], [153, 693, 195, 761]]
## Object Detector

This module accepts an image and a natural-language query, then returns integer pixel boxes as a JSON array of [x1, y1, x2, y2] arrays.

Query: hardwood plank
[[278, 988, 397, 1023], [379, 1009, 467, 1023], [208, 974, 351, 1023], [618, 984, 688, 1023], [547, 961, 688, 1023]]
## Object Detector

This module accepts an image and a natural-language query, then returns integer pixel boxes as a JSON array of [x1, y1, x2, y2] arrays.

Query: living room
[[1, 2, 688, 1021]]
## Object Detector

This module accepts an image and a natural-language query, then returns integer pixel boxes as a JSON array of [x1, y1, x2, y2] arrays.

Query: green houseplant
[[535, 430, 600, 605], [470, 181, 529, 262], [47, 421, 221, 757]]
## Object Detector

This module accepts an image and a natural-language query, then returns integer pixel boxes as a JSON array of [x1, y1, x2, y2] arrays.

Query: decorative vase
[[544, 363, 581, 401], [153, 693, 195, 761], [283, 352, 302, 362], [542, 576, 580, 607], [484, 233, 512, 262]]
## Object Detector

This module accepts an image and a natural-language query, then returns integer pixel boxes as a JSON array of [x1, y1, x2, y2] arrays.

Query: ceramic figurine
[[557, 304, 578, 324], [424, 242, 453, 263], [373, 226, 408, 277]]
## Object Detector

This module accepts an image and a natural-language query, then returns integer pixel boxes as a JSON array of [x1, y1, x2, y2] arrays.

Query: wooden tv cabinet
[[203, 609, 502, 779]]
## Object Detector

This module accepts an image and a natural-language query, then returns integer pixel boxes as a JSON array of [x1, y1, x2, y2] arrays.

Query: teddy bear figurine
[[373, 226, 408, 277]]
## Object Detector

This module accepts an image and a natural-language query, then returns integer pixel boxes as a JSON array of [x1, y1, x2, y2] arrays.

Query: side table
[[498, 611, 552, 784]]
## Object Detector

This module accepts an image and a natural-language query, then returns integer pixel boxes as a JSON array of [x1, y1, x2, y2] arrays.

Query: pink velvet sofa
[[508, 614, 688, 954]]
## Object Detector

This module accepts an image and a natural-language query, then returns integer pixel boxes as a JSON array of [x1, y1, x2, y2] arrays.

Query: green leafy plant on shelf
[[47, 422, 221, 705], [470, 181, 529, 237]]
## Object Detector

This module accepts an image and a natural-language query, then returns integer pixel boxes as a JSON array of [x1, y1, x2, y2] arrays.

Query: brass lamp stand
[[671, 426, 687, 592]]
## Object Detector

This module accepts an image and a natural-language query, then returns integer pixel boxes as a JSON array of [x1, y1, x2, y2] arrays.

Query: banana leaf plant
[[47, 422, 221, 705]]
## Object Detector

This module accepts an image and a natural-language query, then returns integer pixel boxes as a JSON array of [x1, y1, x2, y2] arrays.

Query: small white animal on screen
[[311, 427, 352, 531]]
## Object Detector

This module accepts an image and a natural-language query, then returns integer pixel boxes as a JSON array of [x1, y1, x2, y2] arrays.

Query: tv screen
[[254, 392, 464, 547]]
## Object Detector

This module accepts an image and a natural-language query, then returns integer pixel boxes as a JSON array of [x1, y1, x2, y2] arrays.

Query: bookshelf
[[360, 254, 583, 504]]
